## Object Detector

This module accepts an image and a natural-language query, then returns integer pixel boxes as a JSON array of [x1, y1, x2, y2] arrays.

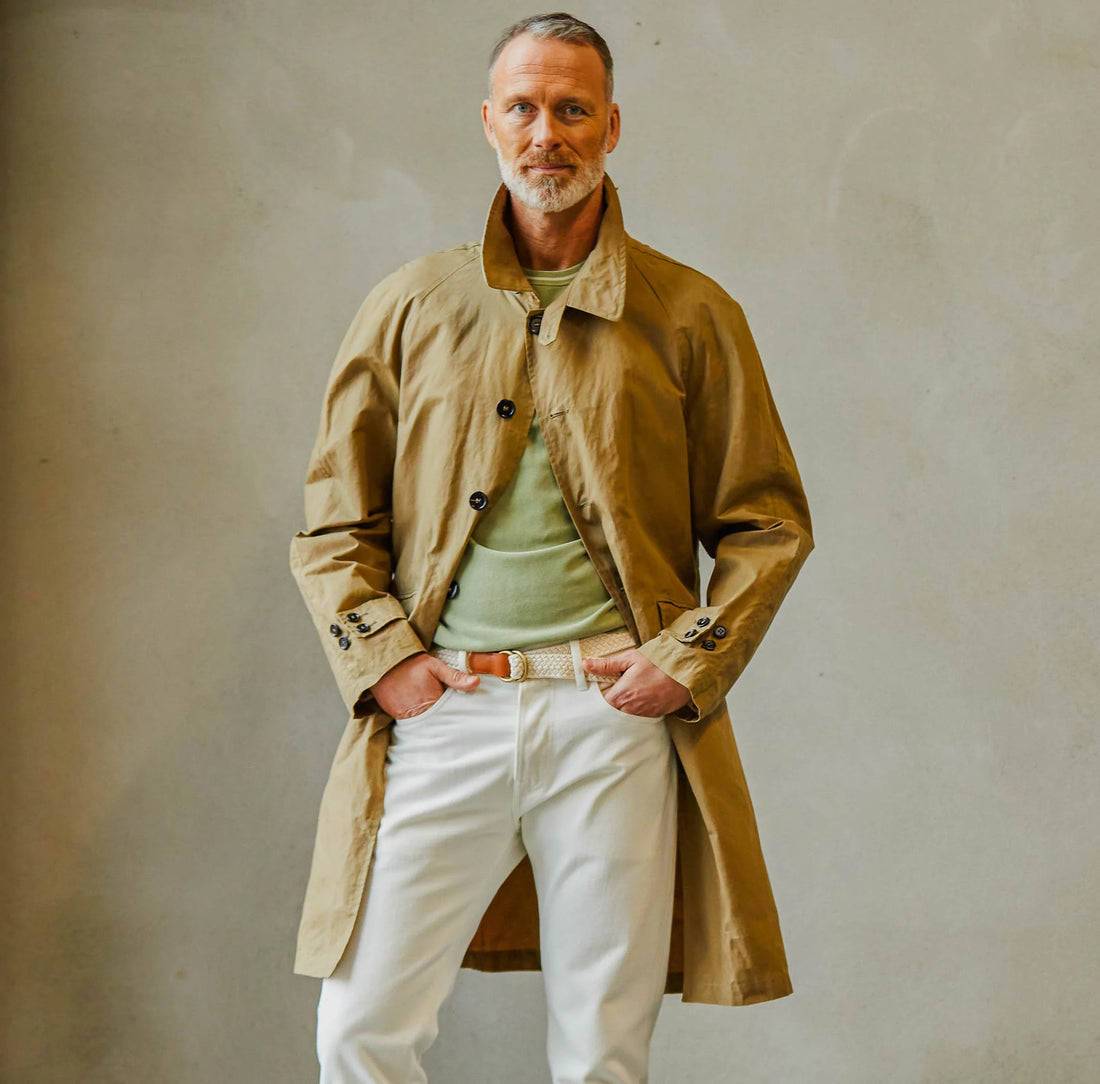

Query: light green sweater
[[432, 260, 627, 650]]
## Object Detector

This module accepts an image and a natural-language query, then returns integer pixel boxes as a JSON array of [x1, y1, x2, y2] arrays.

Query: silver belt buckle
[[501, 649, 529, 681]]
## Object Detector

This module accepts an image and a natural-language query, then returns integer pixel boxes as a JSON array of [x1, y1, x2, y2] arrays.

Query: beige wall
[[2, 2, 1097, 1081]]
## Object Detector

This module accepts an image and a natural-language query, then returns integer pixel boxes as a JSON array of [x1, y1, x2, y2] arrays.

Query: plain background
[[2, 2, 1097, 1081]]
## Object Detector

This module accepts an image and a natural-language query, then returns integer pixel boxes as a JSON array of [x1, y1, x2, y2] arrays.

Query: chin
[[513, 173, 604, 214], [497, 149, 606, 215], [520, 187, 584, 213]]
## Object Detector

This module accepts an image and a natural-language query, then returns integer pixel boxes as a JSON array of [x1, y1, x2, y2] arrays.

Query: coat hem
[[679, 975, 794, 1007], [451, 952, 792, 1008], [294, 951, 794, 1009]]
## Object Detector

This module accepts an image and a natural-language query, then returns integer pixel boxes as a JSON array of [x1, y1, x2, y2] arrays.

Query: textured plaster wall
[[1, 2, 1097, 1081]]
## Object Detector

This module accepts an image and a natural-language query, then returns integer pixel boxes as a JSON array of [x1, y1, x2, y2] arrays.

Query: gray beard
[[495, 145, 607, 214]]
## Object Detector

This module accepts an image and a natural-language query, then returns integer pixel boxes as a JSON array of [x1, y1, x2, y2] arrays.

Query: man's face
[[482, 34, 621, 214]]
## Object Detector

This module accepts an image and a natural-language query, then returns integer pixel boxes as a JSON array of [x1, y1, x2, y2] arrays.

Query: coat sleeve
[[289, 278, 426, 717], [637, 291, 814, 722]]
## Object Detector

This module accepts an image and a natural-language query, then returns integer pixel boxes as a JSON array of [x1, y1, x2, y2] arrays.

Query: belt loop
[[569, 639, 587, 690]]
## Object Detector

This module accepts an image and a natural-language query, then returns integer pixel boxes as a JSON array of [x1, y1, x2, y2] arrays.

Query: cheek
[[573, 136, 601, 159], [496, 126, 525, 151]]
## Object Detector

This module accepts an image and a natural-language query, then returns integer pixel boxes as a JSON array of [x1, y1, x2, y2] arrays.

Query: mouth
[[526, 163, 573, 174]]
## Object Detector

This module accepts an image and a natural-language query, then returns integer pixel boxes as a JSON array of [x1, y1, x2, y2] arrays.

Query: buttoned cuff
[[638, 606, 733, 722], [319, 595, 426, 716]]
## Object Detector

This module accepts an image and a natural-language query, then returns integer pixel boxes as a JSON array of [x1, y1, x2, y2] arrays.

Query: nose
[[530, 109, 563, 149]]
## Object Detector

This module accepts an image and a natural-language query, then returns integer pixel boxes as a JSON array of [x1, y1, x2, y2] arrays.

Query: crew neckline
[[520, 258, 587, 279]]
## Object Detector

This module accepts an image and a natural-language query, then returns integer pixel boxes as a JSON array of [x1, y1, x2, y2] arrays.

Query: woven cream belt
[[430, 629, 636, 690]]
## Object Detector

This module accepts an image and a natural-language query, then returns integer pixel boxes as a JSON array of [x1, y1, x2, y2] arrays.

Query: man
[[291, 12, 813, 1083]]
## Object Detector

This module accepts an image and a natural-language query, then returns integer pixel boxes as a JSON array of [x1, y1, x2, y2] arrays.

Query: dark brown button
[[702, 639, 716, 651], [338, 636, 351, 650], [527, 312, 542, 334], [683, 628, 698, 639], [696, 617, 710, 627], [329, 624, 341, 637], [497, 399, 516, 418], [713, 626, 727, 638], [347, 612, 360, 622], [469, 491, 488, 510], [447, 580, 460, 599], [356, 623, 371, 634]]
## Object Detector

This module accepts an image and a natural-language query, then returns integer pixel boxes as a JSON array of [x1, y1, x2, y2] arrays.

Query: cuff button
[[347, 612, 361, 622], [329, 624, 341, 637], [713, 626, 727, 638], [696, 617, 710, 627], [338, 636, 351, 650], [701, 639, 716, 650], [356, 623, 371, 634], [683, 628, 698, 639]]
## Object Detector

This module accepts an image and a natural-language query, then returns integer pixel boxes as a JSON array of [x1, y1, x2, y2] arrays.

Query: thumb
[[583, 651, 633, 676], [427, 657, 480, 690]]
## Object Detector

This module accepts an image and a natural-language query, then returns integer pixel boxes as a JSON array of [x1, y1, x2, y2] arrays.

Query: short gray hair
[[488, 12, 614, 101]]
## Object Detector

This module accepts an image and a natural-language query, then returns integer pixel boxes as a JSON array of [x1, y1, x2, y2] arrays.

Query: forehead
[[491, 33, 606, 100]]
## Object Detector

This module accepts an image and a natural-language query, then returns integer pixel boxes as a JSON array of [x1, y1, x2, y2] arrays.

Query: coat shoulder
[[369, 243, 482, 308], [626, 237, 746, 323]]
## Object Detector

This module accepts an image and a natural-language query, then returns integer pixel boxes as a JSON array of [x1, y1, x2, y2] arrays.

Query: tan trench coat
[[290, 174, 813, 1006]]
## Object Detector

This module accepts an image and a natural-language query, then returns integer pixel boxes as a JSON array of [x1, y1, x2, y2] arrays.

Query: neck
[[505, 182, 605, 271]]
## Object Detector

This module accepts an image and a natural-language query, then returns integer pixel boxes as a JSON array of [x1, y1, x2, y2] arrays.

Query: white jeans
[[316, 672, 679, 1084]]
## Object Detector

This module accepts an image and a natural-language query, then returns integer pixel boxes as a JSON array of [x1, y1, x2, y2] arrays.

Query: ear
[[481, 100, 498, 150], [605, 102, 622, 154]]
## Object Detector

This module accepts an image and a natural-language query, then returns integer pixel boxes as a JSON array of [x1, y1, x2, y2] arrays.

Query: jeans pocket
[[398, 685, 457, 723], [591, 681, 664, 723]]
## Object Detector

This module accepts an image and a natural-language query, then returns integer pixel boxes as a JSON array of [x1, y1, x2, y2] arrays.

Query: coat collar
[[480, 173, 628, 342]]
